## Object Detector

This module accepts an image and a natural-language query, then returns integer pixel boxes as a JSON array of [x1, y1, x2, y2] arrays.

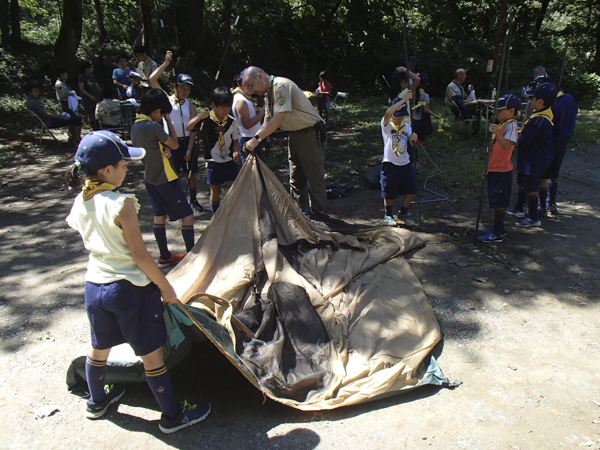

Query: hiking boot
[[548, 204, 558, 215], [383, 215, 397, 226], [480, 228, 506, 237], [159, 400, 211, 434], [191, 200, 204, 212], [397, 214, 415, 227], [85, 384, 125, 419], [158, 253, 185, 268], [477, 232, 503, 243], [515, 217, 541, 228], [506, 208, 525, 218]]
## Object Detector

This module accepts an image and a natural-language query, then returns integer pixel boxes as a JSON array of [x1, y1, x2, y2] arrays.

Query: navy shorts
[[49, 116, 82, 128], [542, 139, 568, 180], [145, 179, 193, 220], [487, 171, 512, 208], [170, 137, 199, 175], [517, 172, 541, 194], [206, 160, 239, 186], [380, 161, 416, 200], [85, 280, 167, 356], [239, 136, 264, 164]]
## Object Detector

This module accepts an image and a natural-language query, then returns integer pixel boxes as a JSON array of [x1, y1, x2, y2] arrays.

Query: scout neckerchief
[[209, 109, 228, 158], [268, 75, 275, 113], [491, 119, 517, 144], [391, 122, 406, 156], [232, 87, 251, 100], [172, 93, 186, 106], [82, 180, 118, 200], [557, 91, 565, 98], [524, 107, 554, 127], [56, 78, 71, 91], [135, 114, 178, 182]]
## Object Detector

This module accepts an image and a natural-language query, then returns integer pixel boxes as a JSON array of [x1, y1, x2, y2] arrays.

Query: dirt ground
[[0, 124, 599, 450]]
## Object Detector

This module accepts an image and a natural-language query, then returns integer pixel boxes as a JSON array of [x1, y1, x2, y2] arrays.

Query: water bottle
[[492, 88, 497, 100]]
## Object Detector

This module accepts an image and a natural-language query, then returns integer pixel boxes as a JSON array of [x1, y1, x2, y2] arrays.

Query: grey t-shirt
[[26, 98, 51, 126], [131, 119, 174, 185]]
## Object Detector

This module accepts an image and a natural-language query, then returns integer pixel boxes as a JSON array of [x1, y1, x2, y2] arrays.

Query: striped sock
[[181, 225, 194, 253], [85, 356, 107, 403], [145, 365, 180, 420], [153, 224, 170, 261]]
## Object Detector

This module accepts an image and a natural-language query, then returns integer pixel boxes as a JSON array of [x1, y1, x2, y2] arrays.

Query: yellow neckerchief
[[524, 107, 554, 127], [172, 94, 186, 106], [557, 91, 564, 98], [209, 109, 228, 158], [135, 114, 178, 182], [232, 87, 251, 99], [391, 122, 406, 156], [491, 118, 517, 144], [82, 180, 118, 200]]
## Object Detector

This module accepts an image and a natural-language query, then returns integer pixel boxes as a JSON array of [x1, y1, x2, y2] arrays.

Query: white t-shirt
[[382, 118, 412, 167], [166, 99, 191, 138], [232, 93, 261, 138], [66, 191, 151, 286]]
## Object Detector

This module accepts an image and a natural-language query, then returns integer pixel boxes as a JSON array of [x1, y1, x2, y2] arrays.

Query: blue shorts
[[487, 171, 512, 208], [380, 161, 416, 200], [517, 172, 541, 194], [170, 137, 199, 175], [206, 160, 239, 186], [239, 136, 264, 164], [145, 179, 193, 220], [542, 139, 568, 180], [85, 280, 167, 356]]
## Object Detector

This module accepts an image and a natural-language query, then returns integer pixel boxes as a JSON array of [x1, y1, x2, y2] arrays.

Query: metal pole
[[402, 17, 421, 226], [473, 27, 509, 244], [559, 41, 568, 88]]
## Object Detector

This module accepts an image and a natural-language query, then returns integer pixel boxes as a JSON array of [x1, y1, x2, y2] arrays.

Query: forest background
[[0, 0, 599, 107]]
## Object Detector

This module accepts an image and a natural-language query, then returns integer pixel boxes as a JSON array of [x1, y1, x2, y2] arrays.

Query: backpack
[[365, 154, 383, 189], [326, 183, 355, 199]]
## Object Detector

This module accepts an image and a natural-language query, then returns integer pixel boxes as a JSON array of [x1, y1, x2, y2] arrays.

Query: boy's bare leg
[[210, 185, 221, 216]]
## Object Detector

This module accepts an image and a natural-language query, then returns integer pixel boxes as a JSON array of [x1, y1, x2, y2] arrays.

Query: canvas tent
[[67, 155, 453, 410]]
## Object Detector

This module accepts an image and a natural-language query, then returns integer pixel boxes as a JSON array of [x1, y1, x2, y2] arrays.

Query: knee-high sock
[[189, 187, 197, 203], [181, 225, 194, 253], [549, 180, 558, 206], [515, 188, 526, 211], [153, 224, 170, 261], [85, 356, 107, 403], [538, 187, 548, 210], [384, 204, 393, 217], [210, 201, 220, 216], [493, 209, 505, 236], [145, 365, 180, 420], [527, 195, 539, 221]]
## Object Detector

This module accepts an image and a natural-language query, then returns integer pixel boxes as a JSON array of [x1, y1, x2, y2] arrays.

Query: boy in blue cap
[[507, 82, 557, 227], [478, 94, 520, 242], [381, 92, 418, 227]]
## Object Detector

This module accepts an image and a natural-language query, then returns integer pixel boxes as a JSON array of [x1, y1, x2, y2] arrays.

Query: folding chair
[[447, 99, 477, 139], [27, 109, 61, 149], [330, 92, 349, 116], [96, 101, 124, 136]]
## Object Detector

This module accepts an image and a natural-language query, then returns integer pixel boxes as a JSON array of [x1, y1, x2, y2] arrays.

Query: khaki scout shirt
[[268, 76, 323, 131]]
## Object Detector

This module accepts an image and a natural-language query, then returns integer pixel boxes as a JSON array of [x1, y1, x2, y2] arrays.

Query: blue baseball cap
[[389, 97, 409, 118], [418, 73, 429, 87], [176, 73, 194, 86], [492, 94, 522, 111], [75, 130, 146, 174], [533, 82, 557, 102]]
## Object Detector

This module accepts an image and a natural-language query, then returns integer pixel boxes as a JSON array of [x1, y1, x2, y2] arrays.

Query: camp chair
[[96, 101, 124, 136], [330, 92, 349, 117], [446, 99, 477, 139], [27, 109, 61, 149]]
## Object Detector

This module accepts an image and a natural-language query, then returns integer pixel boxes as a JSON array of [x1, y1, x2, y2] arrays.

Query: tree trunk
[[593, 1, 600, 75], [51, 0, 83, 72], [139, 0, 152, 51], [532, 0, 550, 41], [9, 0, 21, 47], [489, 0, 507, 93], [175, 0, 204, 56], [92, 0, 107, 48], [0, 0, 9, 47]]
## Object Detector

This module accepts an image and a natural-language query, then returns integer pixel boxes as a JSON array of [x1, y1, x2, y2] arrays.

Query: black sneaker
[[85, 384, 126, 419], [191, 200, 204, 212], [159, 400, 211, 434]]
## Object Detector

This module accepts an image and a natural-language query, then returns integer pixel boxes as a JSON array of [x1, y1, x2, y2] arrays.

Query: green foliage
[[562, 73, 600, 110]]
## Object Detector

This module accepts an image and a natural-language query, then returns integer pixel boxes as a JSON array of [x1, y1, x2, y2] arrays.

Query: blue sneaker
[[85, 384, 126, 419], [515, 217, 541, 228], [477, 232, 503, 243], [507, 208, 525, 218], [383, 215, 397, 226], [159, 400, 211, 434], [397, 214, 416, 227], [480, 228, 506, 237]]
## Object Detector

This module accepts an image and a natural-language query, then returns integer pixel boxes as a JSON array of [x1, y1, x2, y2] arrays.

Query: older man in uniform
[[243, 66, 328, 219]]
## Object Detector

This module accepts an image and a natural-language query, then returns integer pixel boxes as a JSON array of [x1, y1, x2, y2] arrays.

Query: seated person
[[95, 87, 123, 128], [445, 68, 480, 133], [26, 83, 82, 146]]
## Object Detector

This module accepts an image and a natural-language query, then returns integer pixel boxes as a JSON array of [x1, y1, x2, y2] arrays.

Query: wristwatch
[[254, 134, 262, 142]]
